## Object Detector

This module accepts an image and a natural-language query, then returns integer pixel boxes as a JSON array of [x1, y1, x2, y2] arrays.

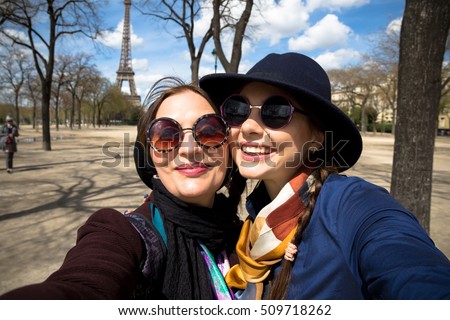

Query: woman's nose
[[240, 108, 265, 135], [177, 130, 202, 159]]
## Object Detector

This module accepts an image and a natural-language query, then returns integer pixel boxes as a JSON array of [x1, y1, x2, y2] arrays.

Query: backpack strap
[[149, 202, 167, 247], [125, 202, 167, 298]]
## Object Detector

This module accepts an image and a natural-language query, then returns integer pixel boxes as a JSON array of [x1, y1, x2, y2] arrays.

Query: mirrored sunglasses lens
[[149, 119, 181, 151], [222, 96, 250, 126], [195, 116, 227, 147], [262, 97, 293, 128]]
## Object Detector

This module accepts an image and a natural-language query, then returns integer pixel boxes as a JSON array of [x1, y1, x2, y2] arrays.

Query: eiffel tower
[[115, 0, 141, 107]]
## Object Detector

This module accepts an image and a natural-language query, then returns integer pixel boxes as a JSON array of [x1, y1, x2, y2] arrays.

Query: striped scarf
[[225, 171, 312, 299]]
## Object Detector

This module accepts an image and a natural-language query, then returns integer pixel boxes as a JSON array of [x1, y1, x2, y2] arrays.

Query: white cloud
[[194, 0, 368, 47], [193, 0, 363, 59], [387, 17, 402, 35], [135, 73, 165, 98], [1, 28, 51, 56], [98, 20, 144, 49], [236, 59, 256, 74], [194, 1, 214, 38], [288, 14, 351, 51], [1, 28, 27, 44], [314, 48, 362, 69], [252, 0, 310, 45], [132, 58, 149, 71], [306, 0, 370, 11], [199, 65, 221, 78], [202, 52, 216, 64]]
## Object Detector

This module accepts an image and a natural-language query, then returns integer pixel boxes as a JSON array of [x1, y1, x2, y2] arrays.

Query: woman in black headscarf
[[1, 77, 242, 300]]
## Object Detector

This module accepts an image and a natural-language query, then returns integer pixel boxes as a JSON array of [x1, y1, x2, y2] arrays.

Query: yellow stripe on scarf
[[225, 218, 297, 291]]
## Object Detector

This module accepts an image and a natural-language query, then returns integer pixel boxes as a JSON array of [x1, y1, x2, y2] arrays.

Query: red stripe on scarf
[[265, 172, 309, 240]]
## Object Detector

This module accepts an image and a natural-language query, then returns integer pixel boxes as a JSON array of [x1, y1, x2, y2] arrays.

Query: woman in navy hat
[[1, 114, 19, 173], [200, 52, 450, 299]]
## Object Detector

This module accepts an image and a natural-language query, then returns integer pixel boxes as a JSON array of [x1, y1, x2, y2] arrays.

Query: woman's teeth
[[242, 146, 271, 154]]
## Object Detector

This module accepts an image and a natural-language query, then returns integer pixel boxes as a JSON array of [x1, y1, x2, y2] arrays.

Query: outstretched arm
[[1, 209, 145, 299]]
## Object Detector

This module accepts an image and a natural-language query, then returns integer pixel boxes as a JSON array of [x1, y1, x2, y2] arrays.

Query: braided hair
[[269, 167, 338, 299]]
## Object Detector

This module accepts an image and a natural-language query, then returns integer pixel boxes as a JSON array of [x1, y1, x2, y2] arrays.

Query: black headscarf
[[151, 178, 239, 299]]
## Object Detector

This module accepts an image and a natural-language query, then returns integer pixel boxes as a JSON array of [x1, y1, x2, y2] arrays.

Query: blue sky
[[89, 0, 405, 100]]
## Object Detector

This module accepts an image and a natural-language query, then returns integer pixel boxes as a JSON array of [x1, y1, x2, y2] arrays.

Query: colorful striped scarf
[[199, 243, 234, 300], [225, 171, 312, 299]]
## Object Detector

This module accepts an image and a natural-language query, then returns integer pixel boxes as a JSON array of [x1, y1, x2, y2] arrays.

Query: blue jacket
[[246, 174, 450, 299]]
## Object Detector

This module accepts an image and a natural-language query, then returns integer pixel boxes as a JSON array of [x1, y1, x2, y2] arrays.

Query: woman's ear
[[306, 129, 324, 154], [304, 129, 325, 170], [312, 129, 324, 145]]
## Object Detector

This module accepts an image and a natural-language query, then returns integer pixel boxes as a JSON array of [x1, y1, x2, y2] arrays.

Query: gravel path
[[1, 125, 449, 295]]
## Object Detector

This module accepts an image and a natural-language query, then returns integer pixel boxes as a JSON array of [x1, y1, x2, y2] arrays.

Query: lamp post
[[211, 48, 218, 73]]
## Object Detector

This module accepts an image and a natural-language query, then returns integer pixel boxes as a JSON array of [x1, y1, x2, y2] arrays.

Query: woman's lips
[[176, 162, 209, 176]]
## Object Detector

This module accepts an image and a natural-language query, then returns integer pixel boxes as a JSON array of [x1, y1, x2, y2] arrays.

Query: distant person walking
[[1, 115, 19, 173]]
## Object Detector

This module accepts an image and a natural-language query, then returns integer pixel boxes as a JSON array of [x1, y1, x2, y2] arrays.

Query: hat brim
[[200, 73, 362, 171]]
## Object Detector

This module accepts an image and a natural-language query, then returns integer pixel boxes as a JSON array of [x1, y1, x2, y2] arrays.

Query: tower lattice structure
[[115, 0, 141, 106]]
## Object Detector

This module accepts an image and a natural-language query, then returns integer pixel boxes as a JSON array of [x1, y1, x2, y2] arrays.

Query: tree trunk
[[70, 95, 76, 129], [77, 97, 82, 129], [97, 103, 104, 127], [14, 92, 20, 129], [32, 102, 36, 130], [55, 97, 60, 131], [41, 84, 52, 151], [360, 105, 367, 134], [391, 0, 450, 233], [191, 57, 200, 85]]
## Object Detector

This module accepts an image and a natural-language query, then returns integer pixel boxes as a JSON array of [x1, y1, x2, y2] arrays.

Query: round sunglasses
[[146, 114, 229, 153], [221, 94, 308, 129]]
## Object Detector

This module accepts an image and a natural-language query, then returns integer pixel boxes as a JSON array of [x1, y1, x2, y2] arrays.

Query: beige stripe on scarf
[[225, 172, 310, 298]]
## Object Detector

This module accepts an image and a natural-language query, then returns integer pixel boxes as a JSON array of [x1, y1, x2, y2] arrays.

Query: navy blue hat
[[199, 52, 362, 171]]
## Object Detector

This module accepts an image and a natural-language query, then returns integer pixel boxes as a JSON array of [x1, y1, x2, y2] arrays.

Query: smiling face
[[229, 82, 323, 199], [150, 90, 229, 207]]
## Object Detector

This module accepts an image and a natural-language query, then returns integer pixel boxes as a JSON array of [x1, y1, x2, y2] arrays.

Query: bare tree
[[52, 55, 73, 131], [137, 0, 254, 82], [328, 66, 377, 134], [0, 49, 33, 126], [64, 54, 94, 129], [391, 0, 450, 233], [24, 73, 41, 129], [365, 24, 401, 134], [211, 0, 253, 73], [84, 73, 113, 127], [0, 1, 15, 26], [137, 0, 212, 84], [361, 58, 397, 133], [0, 0, 105, 150]]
